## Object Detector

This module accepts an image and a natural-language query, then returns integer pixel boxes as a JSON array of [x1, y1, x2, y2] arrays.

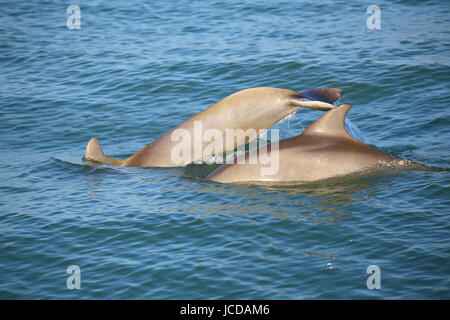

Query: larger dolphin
[[84, 87, 342, 167], [206, 104, 414, 184]]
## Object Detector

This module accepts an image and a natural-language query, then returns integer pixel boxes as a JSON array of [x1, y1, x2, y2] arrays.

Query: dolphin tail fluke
[[84, 137, 125, 166], [85, 137, 104, 161]]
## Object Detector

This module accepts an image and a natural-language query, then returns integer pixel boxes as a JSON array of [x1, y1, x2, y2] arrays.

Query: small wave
[[52, 156, 124, 174]]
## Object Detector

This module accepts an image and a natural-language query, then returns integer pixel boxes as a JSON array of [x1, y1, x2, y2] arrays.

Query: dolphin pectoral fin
[[84, 137, 125, 166], [299, 88, 343, 104], [303, 104, 353, 138]]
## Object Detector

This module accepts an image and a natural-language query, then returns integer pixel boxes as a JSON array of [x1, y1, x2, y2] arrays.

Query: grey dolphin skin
[[206, 104, 411, 184], [84, 87, 342, 167]]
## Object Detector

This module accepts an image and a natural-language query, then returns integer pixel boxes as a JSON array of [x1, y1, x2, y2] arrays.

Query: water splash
[[345, 118, 371, 144], [260, 109, 305, 141]]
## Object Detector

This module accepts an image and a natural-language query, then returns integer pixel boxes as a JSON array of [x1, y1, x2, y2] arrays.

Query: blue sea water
[[0, 0, 449, 299]]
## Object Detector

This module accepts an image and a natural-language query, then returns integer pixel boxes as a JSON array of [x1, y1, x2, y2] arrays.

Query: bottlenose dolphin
[[84, 87, 342, 167], [206, 104, 413, 184]]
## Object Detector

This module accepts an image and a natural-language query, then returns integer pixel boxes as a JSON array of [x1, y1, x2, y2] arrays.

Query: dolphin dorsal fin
[[303, 104, 353, 138]]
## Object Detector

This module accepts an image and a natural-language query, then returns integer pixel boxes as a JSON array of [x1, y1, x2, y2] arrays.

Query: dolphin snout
[[290, 98, 335, 111]]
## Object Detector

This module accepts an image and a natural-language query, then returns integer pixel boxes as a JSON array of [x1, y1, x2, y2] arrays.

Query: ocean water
[[0, 0, 449, 299]]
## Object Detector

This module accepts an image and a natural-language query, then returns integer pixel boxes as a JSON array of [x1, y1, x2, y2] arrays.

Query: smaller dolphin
[[84, 87, 342, 167], [206, 104, 413, 184]]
